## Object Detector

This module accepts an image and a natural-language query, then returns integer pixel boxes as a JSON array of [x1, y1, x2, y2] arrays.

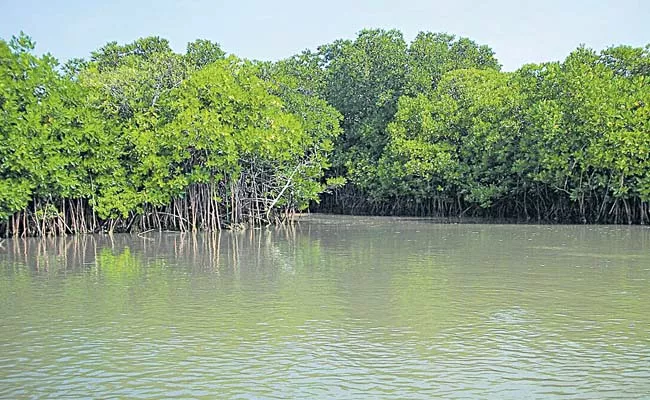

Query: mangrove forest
[[1, 29, 649, 236]]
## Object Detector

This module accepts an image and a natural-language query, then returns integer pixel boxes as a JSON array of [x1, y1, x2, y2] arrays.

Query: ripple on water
[[1, 221, 650, 398]]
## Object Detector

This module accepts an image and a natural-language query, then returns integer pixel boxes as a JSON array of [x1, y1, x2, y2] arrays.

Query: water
[[1, 215, 649, 399]]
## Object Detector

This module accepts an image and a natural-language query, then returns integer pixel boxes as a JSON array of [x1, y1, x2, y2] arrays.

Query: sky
[[1, 0, 649, 71]]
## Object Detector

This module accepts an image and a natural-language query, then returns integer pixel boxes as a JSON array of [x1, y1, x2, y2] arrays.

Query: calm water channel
[[1, 215, 649, 399]]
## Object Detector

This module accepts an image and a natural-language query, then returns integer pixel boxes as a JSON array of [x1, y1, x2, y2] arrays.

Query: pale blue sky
[[2, 0, 648, 71]]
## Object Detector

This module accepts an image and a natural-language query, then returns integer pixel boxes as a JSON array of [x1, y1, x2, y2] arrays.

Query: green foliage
[[378, 69, 523, 207], [320, 29, 408, 189], [90, 36, 173, 71], [0, 33, 113, 221], [312, 29, 502, 205], [1, 32, 341, 234], [2, 29, 650, 234], [260, 55, 343, 208], [170, 57, 306, 176], [405, 32, 501, 95], [374, 42, 650, 222], [185, 39, 225, 68]]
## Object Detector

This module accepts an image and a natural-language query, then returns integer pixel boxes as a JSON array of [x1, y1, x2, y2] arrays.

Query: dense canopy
[[1, 29, 649, 236]]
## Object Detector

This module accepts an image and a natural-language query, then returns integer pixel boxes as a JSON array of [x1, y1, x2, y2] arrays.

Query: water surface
[[1, 215, 649, 398]]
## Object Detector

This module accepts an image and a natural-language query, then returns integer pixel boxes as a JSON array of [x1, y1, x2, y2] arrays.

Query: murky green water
[[1, 215, 649, 399]]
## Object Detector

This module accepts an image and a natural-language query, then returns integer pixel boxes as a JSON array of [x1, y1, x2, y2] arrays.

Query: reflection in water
[[1, 215, 650, 399]]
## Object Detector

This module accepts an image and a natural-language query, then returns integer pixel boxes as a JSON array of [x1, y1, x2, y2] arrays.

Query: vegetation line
[[1, 29, 649, 236]]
